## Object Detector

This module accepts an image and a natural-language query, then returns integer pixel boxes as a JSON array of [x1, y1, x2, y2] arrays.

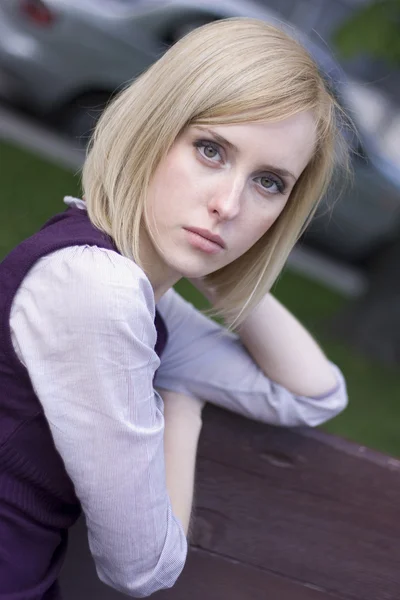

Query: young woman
[[0, 18, 349, 599]]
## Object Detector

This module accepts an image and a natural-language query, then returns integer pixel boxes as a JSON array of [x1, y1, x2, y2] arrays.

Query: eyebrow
[[197, 127, 299, 182]]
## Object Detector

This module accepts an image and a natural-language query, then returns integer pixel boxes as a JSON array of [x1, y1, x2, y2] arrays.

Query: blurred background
[[0, 0, 399, 457]]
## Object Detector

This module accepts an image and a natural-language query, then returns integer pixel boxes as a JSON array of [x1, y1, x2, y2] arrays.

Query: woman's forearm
[[237, 293, 337, 397], [158, 389, 203, 536]]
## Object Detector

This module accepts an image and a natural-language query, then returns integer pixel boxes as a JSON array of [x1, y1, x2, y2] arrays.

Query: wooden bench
[[60, 405, 400, 599]]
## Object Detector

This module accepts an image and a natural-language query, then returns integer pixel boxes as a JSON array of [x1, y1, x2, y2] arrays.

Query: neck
[[152, 274, 182, 303]]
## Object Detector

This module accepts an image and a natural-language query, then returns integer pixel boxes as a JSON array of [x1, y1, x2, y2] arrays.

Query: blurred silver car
[[0, 0, 399, 262], [0, 0, 285, 138]]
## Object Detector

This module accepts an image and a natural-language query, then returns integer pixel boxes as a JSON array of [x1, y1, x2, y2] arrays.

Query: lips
[[184, 227, 226, 249]]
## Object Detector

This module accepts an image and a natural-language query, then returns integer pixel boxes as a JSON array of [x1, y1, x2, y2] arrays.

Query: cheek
[[147, 168, 178, 220], [244, 207, 283, 241], [233, 202, 287, 257], [152, 155, 196, 212]]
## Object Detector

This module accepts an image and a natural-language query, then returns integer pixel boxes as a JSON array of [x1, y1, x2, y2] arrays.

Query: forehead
[[199, 112, 317, 176]]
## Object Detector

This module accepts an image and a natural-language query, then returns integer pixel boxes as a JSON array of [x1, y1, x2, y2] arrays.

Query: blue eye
[[255, 174, 285, 195], [194, 140, 222, 162]]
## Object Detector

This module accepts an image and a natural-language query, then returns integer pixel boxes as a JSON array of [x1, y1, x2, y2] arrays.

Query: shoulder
[[36, 245, 152, 296], [13, 245, 156, 343]]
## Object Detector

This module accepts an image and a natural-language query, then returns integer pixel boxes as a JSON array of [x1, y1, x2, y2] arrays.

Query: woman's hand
[[157, 389, 205, 535], [160, 388, 206, 419]]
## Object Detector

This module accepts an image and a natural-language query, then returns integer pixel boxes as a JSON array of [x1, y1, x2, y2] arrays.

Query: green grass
[[2, 140, 400, 458], [0, 142, 80, 259]]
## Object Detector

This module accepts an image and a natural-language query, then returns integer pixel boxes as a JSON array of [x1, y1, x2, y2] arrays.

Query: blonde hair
[[82, 17, 349, 326]]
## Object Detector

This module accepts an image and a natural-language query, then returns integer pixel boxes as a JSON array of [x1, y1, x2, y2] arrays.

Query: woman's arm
[[155, 288, 347, 428], [189, 278, 338, 398], [236, 293, 337, 397], [158, 389, 204, 536], [10, 248, 188, 598]]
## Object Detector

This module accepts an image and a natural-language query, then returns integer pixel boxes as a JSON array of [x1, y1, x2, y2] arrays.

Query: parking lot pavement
[[0, 103, 367, 297], [287, 244, 367, 296]]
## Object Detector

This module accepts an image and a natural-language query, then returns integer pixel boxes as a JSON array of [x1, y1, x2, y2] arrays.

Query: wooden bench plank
[[190, 406, 400, 600], [154, 548, 342, 600], [61, 522, 341, 600]]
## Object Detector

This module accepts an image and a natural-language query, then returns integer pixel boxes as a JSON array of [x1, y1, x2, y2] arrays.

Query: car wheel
[[62, 92, 111, 147]]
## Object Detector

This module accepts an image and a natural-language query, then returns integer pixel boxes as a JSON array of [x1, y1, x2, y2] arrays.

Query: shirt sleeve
[[10, 246, 187, 598], [155, 288, 348, 427]]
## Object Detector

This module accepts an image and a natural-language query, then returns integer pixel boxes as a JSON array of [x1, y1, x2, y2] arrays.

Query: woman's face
[[144, 112, 316, 291]]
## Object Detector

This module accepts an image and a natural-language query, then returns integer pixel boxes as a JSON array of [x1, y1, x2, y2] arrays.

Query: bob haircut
[[82, 17, 349, 326]]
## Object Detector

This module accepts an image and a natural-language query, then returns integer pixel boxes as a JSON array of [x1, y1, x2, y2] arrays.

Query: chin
[[170, 256, 220, 279]]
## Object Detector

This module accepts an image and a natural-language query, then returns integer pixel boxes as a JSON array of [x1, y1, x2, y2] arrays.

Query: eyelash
[[254, 174, 285, 195], [193, 139, 286, 195], [193, 139, 223, 162]]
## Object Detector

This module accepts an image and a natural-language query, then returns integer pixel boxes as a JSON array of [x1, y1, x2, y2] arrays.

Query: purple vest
[[0, 206, 167, 599]]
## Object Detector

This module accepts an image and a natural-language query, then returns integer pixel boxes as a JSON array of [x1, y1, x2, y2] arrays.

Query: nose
[[207, 175, 244, 222]]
